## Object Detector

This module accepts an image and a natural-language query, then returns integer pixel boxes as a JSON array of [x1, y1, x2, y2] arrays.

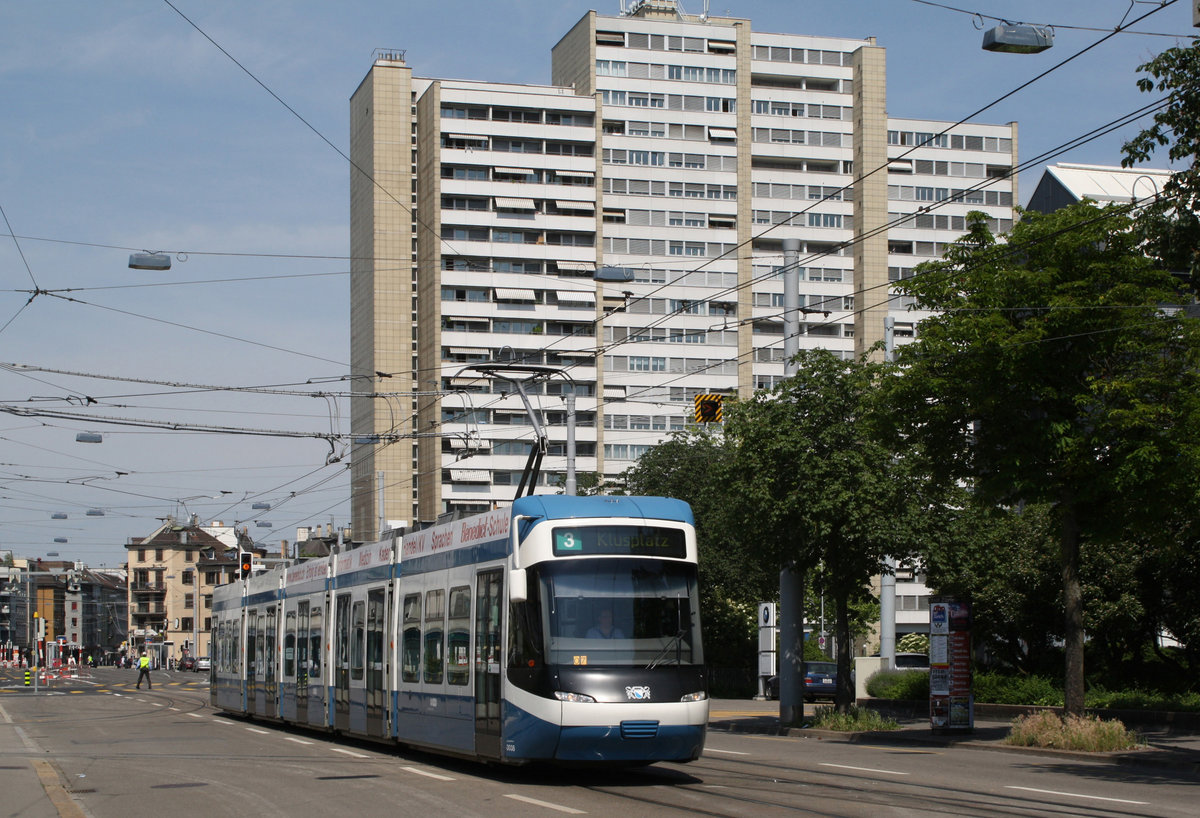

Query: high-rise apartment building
[[349, 1, 1017, 536]]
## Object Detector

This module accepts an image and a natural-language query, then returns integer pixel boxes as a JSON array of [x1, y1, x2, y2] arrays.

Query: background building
[[349, 0, 1018, 535], [1026, 162, 1171, 213], [126, 517, 248, 665]]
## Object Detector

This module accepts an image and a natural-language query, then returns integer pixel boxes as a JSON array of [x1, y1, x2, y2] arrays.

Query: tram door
[[246, 609, 258, 712], [296, 601, 309, 719], [264, 606, 277, 718], [255, 610, 267, 715], [334, 594, 351, 731], [474, 569, 504, 759], [365, 588, 387, 738]]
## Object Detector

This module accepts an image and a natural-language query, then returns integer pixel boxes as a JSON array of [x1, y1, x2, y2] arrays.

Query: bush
[[897, 633, 929, 654], [1006, 711, 1143, 752], [1085, 686, 1200, 712], [866, 668, 929, 700], [974, 672, 1063, 706], [811, 705, 900, 732]]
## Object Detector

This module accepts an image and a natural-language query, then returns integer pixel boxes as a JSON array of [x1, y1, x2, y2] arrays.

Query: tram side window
[[247, 610, 258, 676], [402, 594, 421, 683], [424, 589, 445, 684], [284, 610, 296, 677], [309, 604, 323, 679], [447, 586, 471, 686], [351, 600, 366, 681], [232, 622, 240, 675], [335, 596, 351, 678]]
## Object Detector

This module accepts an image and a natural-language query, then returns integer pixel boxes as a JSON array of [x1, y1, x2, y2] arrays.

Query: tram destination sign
[[552, 525, 685, 557]]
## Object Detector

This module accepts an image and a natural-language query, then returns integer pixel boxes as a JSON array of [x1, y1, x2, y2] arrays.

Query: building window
[[155, 549, 164, 561]]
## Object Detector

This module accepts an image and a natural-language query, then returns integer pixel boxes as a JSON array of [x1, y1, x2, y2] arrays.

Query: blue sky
[[0, 0, 1194, 567]]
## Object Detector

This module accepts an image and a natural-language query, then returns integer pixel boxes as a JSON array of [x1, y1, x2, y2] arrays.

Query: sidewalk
[[707, 698, 1200, 777]]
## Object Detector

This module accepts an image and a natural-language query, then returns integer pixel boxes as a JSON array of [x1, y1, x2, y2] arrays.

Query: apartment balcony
[[130, 582, 166, 594]]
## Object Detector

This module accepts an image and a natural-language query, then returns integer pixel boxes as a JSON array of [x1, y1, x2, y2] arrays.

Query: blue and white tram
[[211, 494, 708, 765]]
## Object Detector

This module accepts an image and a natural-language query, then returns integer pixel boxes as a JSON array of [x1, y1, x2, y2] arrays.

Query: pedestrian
[[135, 651, 152, 689]]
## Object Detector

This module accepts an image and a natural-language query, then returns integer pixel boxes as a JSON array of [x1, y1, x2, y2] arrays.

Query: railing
[[130, 582, 166, 593]]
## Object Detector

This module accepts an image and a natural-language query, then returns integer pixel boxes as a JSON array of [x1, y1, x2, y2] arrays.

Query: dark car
[[766, 661, 839, 701], [895, 652, 930, 670], [178, 655, 196, 672], [801, 661, 838, 701]]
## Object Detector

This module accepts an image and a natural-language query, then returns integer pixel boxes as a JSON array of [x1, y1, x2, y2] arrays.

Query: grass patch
[[1005, 711, 1144, 752], [811, 705, 900, 732]]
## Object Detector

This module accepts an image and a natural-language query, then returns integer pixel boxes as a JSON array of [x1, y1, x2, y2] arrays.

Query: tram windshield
[[537, 558, 702, 667]]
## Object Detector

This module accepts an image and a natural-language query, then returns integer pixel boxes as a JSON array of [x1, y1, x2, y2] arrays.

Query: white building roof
[[1044, 163, 1172, 204]]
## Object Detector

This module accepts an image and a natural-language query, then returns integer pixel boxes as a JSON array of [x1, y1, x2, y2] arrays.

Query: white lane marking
[[150, 702, 165, 707], [246, 727, 271, 734], [402, 766, 455, 781], [331, 748, 370, 758], [705, 748, 750, 755], [167, 707, 180, 711], [187, 713, 204, 719], [503, 793, 586, 814], [1005, 786, 1149, 805], [213, 719, 237, 726], [285, 737, 313, 745], [819, 762, 909, 776]]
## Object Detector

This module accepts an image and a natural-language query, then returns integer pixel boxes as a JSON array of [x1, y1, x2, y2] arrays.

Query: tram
[[210, 494, 707, 765]]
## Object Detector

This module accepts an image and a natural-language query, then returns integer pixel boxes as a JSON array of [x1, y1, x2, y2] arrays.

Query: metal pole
[[377, 470, 385, 539], [782, 239, 801, 377], [880, 316, 897, 669], [779, 565, 804, 726], [192, 568, 199, 660], [565, 393, 577, 496], [780, 239, 805, 723]]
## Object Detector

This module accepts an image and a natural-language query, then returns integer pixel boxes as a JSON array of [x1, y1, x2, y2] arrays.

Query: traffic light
[[238, 552, 253, 578], [694, 393, 724, 423]]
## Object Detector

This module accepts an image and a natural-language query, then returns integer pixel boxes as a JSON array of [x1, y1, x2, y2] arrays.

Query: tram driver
[[586, 608, 625, 639]]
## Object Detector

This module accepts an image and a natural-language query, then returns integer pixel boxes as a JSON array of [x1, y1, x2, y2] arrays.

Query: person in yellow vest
[[136, 652, 152, 690]]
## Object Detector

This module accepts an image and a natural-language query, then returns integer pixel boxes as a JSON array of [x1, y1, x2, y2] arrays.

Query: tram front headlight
[[680, 691, 707, 702], [554, 691, 596, 703]]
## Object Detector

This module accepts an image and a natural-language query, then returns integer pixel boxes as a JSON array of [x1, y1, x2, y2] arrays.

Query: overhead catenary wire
[[908, 0, 1190, 38]]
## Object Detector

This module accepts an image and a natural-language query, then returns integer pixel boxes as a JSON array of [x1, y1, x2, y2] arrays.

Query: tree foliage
[[888, 204, 1200, 713], [622, 427, 770, 677], [1122, 39, 1200, 287], [720, 349, 929, 712]]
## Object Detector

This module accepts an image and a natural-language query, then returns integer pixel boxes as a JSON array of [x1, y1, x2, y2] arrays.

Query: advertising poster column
[[929, 597, 973, 733]]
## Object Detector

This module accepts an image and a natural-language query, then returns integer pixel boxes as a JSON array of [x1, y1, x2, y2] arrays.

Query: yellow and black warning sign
[[693, 393, 724, 423]]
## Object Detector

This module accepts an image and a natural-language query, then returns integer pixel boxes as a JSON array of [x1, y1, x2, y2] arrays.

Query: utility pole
[[879, 316, 897, 668], [779, 238, 806, 726]]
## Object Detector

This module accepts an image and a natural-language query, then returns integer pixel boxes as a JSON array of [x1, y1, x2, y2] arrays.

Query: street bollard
[[24, 669, 31, 686]]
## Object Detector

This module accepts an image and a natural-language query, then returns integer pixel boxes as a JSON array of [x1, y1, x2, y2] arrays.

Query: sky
[[0, 0, 1194, 568]]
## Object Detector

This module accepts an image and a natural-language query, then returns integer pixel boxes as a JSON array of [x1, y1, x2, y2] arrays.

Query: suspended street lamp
[[128, 252, 172, 270], [982, 22, 1053, 53]]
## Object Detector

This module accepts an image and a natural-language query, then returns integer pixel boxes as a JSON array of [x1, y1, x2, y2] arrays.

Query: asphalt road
[[1, 667, 1196, 817]]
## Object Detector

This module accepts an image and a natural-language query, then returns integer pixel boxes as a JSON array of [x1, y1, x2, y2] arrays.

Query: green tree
[[921, 501, 1064, 676], [623, 427, 772, 681], [1122, 39, 1200, 287], [888, 204, 1200, 714], [722, 349, 926, 713]]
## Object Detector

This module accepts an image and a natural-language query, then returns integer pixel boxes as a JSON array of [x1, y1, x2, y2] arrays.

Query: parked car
[[895, 652, 930, 670], [178, 655, 196, 672], [194, 656, 211, 672], [765, 661, 840, 701], [801, 661, 838, 701]]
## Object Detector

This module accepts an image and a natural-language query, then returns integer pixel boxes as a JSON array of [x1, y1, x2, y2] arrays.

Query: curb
[[708, 720, 1200, 777]]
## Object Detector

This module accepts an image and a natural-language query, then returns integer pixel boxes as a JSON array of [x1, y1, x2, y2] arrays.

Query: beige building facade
[[349, 1, 1018, 535]]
